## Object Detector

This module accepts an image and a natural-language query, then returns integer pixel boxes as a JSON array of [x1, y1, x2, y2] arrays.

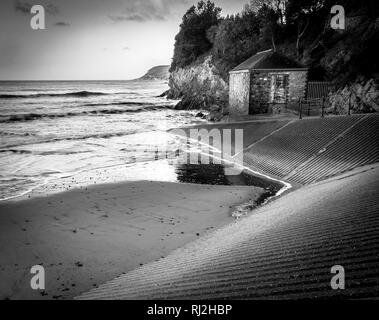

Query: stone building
[[228, 49, 308, 115]]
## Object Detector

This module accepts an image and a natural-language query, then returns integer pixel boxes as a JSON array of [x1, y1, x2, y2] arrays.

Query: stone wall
[[247, 70, 307, 114], [229, 71, 250, 115], [288, 71, 308, 103], [249, 72, 271, 114]]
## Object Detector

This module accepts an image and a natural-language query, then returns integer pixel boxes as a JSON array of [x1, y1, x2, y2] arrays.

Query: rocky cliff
[[327, 78, 379, 114], [167, 56, 228, 120]]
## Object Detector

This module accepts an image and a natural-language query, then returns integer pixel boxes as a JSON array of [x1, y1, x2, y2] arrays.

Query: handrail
[[297, 97, 327, 119]]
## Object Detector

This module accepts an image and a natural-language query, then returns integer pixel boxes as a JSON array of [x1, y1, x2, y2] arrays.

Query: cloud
[[46, 4, 59, 15], [14, 1, 59, 15], [55, 21, 70, 27], [14, 0, 31, 14], [108, 0, 188, 23], [122, 46, 130, 50], [108, 14, 145, 22]]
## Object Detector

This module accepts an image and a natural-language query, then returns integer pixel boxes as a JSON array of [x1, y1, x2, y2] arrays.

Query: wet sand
[[0, 180, 264, 300]]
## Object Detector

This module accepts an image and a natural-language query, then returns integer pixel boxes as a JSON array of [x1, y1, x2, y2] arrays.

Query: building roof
[[230, 49, 307, 72]]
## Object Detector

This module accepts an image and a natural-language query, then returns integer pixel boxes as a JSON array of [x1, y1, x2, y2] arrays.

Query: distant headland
[[139, 65, 170, 81]]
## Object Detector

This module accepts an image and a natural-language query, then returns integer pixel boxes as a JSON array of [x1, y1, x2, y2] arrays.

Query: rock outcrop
[[167, 56, 228, 120], [327, 78, 379, 114]]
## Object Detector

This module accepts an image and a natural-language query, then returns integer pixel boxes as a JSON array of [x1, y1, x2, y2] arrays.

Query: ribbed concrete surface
[[287, 114, 379, 184], [77, 164, 379, 299], [244, 115, 367, 180]]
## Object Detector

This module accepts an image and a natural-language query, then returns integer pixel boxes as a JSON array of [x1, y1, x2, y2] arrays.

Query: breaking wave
[[82, 101, 152, 107], [0, 129, 142, 149], [0, 104, 172, 123], [0, 90, 112, 99]]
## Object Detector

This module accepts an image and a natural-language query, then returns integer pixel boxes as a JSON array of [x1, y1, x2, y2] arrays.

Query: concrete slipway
[[77, 114, 379, 299]]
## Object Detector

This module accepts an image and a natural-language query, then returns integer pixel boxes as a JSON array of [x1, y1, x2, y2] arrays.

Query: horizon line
[[0, 78, 166, 82]]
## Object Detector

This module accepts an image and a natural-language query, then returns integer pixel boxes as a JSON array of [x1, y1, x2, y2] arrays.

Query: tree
[[285, 0, 329, 59], [249, 0, 288, 24], [256, 4, 280, 51], [209, 8, 261, 78], [170, 0, 221, 71], [243, 1, 284, 52]]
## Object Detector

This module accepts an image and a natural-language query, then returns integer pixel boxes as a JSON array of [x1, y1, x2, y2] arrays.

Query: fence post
[[307, 100, 311, 116], [321, 97, 325, 118], [348, 94, 351, 116], [285, 95, 288, 111], [298, 98, 302, 119]]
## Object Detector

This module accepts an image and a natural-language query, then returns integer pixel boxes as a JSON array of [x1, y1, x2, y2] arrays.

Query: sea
[[0, 80, 284, 202], [0, 80, 208, 201]]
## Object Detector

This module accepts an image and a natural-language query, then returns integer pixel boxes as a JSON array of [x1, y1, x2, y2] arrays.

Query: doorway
[[271, 74, 289, 103]]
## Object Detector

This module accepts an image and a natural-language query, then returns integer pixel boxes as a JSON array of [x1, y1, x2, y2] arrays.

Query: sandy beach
[[0, 180, 264, 300], [77, 164, 379, 300]]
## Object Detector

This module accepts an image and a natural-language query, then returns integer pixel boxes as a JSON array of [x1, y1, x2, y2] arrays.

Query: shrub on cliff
[[207, 14, 256, 79], [170, 0, 221, 72]]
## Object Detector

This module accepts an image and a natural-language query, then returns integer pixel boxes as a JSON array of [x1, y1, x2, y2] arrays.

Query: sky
[[0, 0, 248, 80]]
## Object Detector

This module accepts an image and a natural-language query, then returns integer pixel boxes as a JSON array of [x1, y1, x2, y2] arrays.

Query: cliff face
[[140, 65, 170, 80], [327, 78, 379, 114], [167, 56, 228, 119], [305, 14, 378, 84]]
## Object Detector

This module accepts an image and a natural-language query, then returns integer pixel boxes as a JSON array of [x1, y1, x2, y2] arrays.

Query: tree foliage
[[171, 0, 378, 83], [170, 0, 221, 71], [209, 3, 282, 78]]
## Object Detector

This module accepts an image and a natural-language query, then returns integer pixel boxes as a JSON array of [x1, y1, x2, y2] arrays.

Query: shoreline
[[167, 126, 293, 218], [0, 117, 302, 300], [0, 179, 265, 300]]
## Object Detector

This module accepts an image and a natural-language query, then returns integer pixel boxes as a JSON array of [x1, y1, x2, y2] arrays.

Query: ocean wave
[[0, 129, 142, 149], [0, 149, 33, 154], [0, 148, 92, 155], [0, 90, 110, 99], [0, 131, 37, 137], [82, 101, 153, 107], [0, 104, 172, 123]]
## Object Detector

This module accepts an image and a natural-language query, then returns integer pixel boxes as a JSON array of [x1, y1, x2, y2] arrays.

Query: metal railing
[[297, 97, 328, 119]]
